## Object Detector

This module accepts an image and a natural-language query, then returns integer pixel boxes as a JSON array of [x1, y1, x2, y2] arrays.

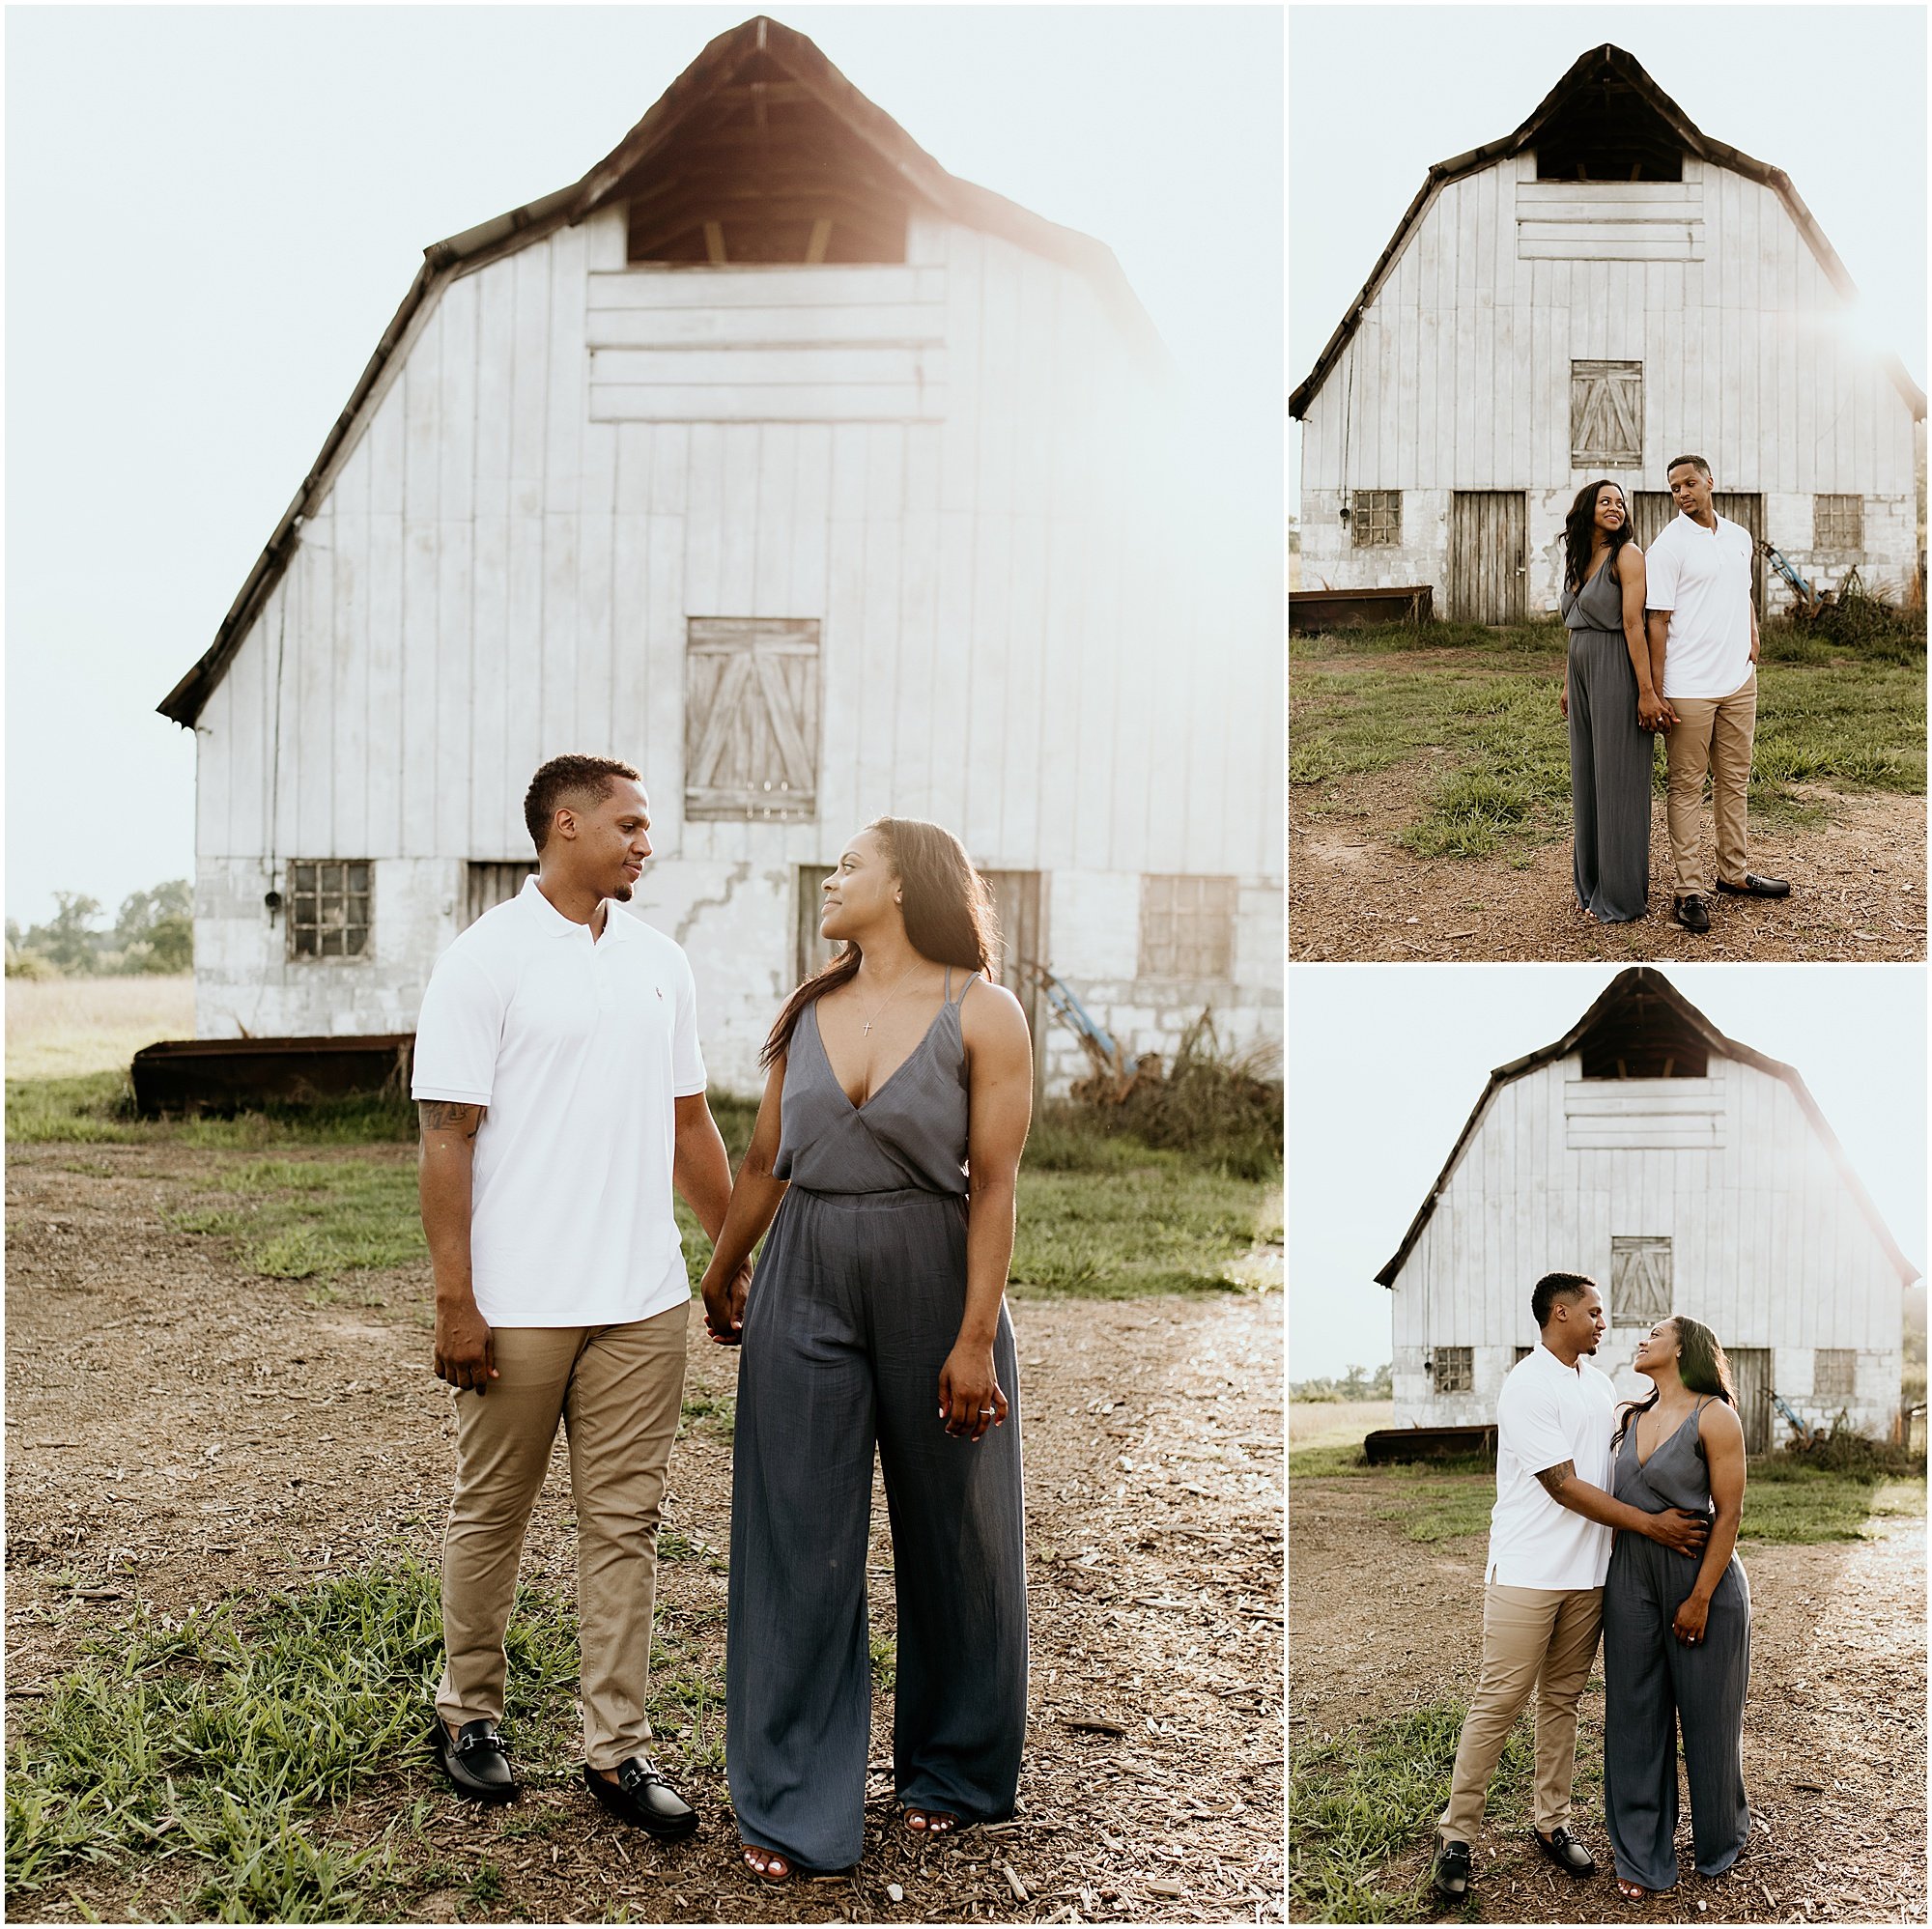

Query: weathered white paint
[[1387, 1052, 1906, 1438], [191, 204, 1282, 1092], [1300, 155, 1920, 611]]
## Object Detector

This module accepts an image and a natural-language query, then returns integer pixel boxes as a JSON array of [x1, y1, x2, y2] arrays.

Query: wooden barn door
[[466, 860, 536, 927], [1448, 493, 1527, 624], [1634, 492, 1765, 610], [1729, 1347, 1774, 1455], [981, 869, 1047, 1104]]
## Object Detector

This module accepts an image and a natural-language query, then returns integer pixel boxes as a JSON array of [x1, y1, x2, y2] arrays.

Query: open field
[[1289, 622, 1926, 962], [5, 995, 1285, 1922], [1287, 1412, 1927, 1924], [5, 972, 194, 1080]]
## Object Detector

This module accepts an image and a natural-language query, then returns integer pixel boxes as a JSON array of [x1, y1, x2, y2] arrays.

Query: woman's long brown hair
[[1563, 478, 1634, 592], [1613, 1315, 1738, 1448], [759, 818, 1001, 1070]]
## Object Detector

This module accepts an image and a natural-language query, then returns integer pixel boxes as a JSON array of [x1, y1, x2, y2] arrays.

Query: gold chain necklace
[[856, 963, 921, 1036]]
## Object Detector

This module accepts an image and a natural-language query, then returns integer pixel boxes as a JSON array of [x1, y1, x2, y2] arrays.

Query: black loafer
[[1531, 1826, 1597, 1877], [1715, 873, 1790, 898], [430, 1711, 518, 1803], [1433, 1837, 1472, 1903], [1672, 894, 1712, 934], [584, 1757, 698, 1840]]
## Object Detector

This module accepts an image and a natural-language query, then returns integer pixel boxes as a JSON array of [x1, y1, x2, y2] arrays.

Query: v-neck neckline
[[813, 995, 952, 1116], [1634, 1401, 1700, 1470]]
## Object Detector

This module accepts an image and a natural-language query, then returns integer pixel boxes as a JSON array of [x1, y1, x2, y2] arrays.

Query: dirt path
[[1289, 1477, 1926, 1923], [1290, 776, 1926, 964], [4, 1139, 1284, 1924]]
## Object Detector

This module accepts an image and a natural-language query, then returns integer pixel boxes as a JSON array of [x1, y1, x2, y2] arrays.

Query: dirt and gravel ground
[[4, 1137, 1285, 1924], [1289, 1473, 1926, 1924]]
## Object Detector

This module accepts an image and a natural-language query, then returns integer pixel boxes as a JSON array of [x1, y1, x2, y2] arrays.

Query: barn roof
[[158, 14, 1162, 729], [1376, 967, 1920, 1291], [1291, 43, 1928, 425]]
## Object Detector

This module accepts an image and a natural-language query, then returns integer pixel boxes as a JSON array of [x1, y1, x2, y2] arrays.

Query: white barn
[[1292, 43, 1926, 622], [158, 15, 1283, 1096], [1377, 969, 1919, 1451]]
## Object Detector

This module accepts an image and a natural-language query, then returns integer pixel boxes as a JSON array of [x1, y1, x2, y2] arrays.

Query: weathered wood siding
[[1389, 1052, 1906, 1432], [1300, 155, 1919, 609]]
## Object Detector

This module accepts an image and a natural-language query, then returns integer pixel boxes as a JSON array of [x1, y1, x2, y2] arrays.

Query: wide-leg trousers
[[1603, 1540, 1751, 1888], [1567, 626, 1654, 923], [726, 1185, 1028, 1873]]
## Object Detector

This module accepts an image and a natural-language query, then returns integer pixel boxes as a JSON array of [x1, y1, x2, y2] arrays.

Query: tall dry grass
[[5, 974, 194, 1080]]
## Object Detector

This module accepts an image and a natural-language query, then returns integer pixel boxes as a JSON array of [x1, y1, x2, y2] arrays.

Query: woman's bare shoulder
[[1698, 1396, 1746, 1438], [1616, 542, 1647, 573]]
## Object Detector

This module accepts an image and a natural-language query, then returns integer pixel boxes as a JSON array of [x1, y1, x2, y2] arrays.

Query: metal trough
[[1290, 584, 1434, 633], [130, 1035, 415, 1118], [1362, 1423, 1497, 1465]]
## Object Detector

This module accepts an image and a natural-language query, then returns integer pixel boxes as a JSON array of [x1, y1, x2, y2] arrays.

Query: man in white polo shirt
[[1644, 454, 1791, 935], [1433, 1272, 1711, 1906], [412, 753, 743, 1838]]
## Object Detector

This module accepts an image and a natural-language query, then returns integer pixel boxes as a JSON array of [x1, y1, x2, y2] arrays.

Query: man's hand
[[1645, 1507, 1711, 1556], [1637, 691, 1676, 732], [700, 1259, 752, 1346], [435, 1299, 497, 1393]]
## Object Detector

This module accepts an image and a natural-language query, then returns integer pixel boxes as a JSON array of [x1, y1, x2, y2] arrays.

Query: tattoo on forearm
[[418, 1101, 483, 1137], [1535, 1461, 1576, 1498]]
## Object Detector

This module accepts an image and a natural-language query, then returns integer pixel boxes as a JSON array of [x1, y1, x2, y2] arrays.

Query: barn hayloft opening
[[1577, 992, 1710, 1079], [1533, 71, 1685, 182], [620, 54, 910, 265]]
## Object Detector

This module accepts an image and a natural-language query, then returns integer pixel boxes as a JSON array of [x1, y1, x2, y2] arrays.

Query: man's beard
[[611, 880, 635, 901]]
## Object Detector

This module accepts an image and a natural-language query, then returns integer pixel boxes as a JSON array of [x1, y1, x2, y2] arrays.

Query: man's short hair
[[1665, 454, 1713, 482], [1531, 1271, 1596, 1328], [524, 755, 640, 853]]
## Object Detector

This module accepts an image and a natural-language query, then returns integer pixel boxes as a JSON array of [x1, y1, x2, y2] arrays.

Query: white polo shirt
[[412, 876, 707, 1328], [1486, 1344, 1616, 1591], [1645, 511, 1757, 700]]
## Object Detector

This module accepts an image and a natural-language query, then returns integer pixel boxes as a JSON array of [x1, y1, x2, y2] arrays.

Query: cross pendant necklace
[[859, 966, 917, 1035]]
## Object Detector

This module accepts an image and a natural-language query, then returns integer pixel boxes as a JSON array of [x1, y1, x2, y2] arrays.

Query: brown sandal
[[901, 1805, 960, 1838], [742, 1844, 793, 1885]]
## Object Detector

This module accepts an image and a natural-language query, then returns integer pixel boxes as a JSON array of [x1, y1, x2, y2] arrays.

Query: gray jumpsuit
[[725, 971, 1028, 1873], [1561, 549, 1655, 922], [1603, 1400, 1751, 1889]]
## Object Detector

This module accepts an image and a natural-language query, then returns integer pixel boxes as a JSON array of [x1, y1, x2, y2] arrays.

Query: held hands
[[435, 1300, 497, 1393], [938, 1341, 1009, 1443], [1672, 1594, 1711, 1646], [1648, 1507, 1711, 1557], [1637, 691, 1678, 732], [700, 1259, 753, 1346]]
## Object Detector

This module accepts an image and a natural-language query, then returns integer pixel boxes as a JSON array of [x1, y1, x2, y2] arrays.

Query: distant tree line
[[1290, 1362, 1393, 1403], [6, 883, 193, 978]]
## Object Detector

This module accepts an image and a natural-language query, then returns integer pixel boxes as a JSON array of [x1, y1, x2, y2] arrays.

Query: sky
[[1288, 965, 1930, 1380], [1288, 4, 1930, 518], [3, 3, 1283, 929]]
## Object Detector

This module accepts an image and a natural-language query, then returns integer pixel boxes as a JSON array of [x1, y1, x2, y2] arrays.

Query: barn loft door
[[686, 618, 821, 820], [1448, 493, 1527, 624], [1634, 492, 1766, 610], [1729, 1347, 1773, 1455]]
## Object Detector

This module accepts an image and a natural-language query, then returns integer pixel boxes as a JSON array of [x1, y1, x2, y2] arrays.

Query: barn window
[[1350, 491, 1402, 548], [685, 618, 820, 820], [1571, 361, 1643, 468], [1813, 1348, 1856, 1402], [465, 861, 536, 928], [1610, 1236, 1672, 1325], [286, 861, 371, 961], [1813, 496, 1863, 551], [1433, 1347, 1473, 1394], [1139, 875, 1237, 980]]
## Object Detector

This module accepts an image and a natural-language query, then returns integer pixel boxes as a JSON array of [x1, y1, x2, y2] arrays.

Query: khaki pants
[[1438, 1583, 1605, 1844], [1664, 667, 1757, 899], [436, 1306, 687, 1769]]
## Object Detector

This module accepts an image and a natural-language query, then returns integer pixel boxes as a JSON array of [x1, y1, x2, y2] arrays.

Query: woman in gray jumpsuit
[[1559, 480, 1674, 922], [697, 818, 1035, 1884], [1603, 1316, 1751, 1898]]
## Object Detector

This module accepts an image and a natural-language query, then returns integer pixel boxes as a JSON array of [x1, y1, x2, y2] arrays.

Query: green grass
[[168, 1158, 427, 1280], [3, 1556, 614, 1919], [1009, 1167, 1272, 1297], [1293, 618, 1926, 859], [1290, 1698, 1548, 1922], [1290, 1451, 1925, 1545], [5, 1069, 420, 1148]]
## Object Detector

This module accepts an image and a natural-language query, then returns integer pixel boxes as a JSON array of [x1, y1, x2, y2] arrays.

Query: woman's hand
[[1637, 690, 1676, 732], [1671, 1594, 1710, 1646], [937, 1341, 1009, 1442], [700, 1259, 751, 1346], [1558, 680, 1569, 721]]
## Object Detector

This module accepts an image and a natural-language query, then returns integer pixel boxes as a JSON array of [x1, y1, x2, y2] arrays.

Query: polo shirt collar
[[518, 874, 637, 941], [1536, 1342, 1583, 1376]]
